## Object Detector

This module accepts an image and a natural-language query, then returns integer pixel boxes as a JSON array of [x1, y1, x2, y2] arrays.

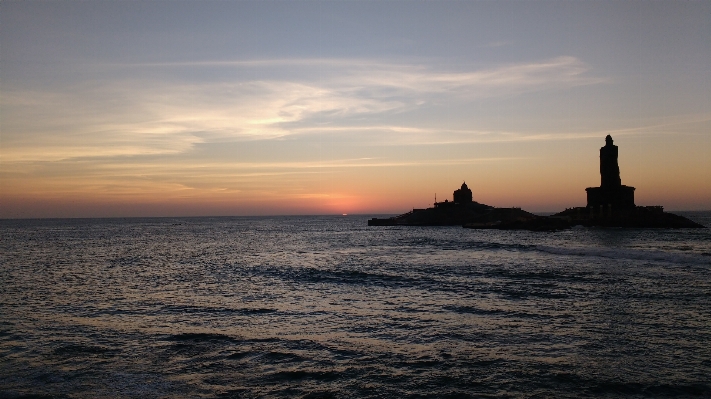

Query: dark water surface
[[2, 213, 711, 398]]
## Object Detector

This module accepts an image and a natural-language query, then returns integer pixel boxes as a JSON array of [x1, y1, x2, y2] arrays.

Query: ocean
[[1, 212, 710, 398]]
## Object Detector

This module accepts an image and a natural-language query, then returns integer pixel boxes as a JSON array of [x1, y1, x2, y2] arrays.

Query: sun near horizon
[[2, 1, 710, 219]]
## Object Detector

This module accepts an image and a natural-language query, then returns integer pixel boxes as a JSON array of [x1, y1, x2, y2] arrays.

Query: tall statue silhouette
[[600, 135, 621, 187], [586, 135, 635, 210]]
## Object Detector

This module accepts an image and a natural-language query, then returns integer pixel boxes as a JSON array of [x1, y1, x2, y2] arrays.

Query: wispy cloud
[[108, 58, 398, 68], [2, 56, 603, 162], [0, 153, 522, 200]]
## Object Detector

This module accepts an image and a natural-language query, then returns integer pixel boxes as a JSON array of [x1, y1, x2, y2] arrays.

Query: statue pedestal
[[585, 185, 635, 209]]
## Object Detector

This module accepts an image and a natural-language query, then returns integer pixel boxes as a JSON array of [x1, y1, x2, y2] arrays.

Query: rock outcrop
[[368, 136, 705, 230], [368, 182, 537, 226], [550, 135, 704, 228]]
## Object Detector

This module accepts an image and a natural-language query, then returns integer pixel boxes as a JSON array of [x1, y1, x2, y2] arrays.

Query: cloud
[[2, 56, 603, 162], [331, 56, 600, 96], [0, 152, 521, 202]]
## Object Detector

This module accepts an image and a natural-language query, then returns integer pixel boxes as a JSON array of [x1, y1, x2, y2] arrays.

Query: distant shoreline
[[2, 210, 710, 221]]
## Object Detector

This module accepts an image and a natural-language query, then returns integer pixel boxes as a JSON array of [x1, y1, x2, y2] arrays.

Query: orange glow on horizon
[[2, 134, 710, 218]]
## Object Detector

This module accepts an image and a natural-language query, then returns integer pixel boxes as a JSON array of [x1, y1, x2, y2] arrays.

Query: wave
[[160, 304, 277, 315], [535, 245, 711, 266], [456, 237, 710, 266], [53, 344, 118, 356], [551, 372, 711, 396], [163, 332, 238, 342]]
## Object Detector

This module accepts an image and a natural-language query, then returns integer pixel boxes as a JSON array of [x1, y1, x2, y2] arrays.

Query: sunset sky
[[1, 1, 710, 218]]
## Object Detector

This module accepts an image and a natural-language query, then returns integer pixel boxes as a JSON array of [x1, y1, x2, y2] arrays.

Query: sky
[[1, 1, 710, 218]]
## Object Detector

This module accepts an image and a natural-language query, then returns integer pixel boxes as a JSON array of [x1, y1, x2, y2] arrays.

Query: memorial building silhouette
[[453, 182, 473, 204], [434, 182, 473, 208]]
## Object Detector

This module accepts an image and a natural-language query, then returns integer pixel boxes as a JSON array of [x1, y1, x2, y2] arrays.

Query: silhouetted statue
[[600, 135, 621, 187], [586, 135, 635, 210]]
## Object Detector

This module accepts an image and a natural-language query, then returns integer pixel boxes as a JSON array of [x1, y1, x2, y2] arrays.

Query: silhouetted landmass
[[369, 136, 705, 230], [369, 182, 540, 227], [369, 182, 482, 226], [550, 135, 703, 228], [551, 206, 704, 228], [463, 214, 574, 231]]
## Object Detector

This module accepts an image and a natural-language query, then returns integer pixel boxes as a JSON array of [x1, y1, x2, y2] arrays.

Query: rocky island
[[368, 135, 704, 230], [549, 135, 704, 228], [368, 182, 555, 228]]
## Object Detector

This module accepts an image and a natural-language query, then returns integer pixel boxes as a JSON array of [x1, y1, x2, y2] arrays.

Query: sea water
[[1, 213, 710, 398]]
